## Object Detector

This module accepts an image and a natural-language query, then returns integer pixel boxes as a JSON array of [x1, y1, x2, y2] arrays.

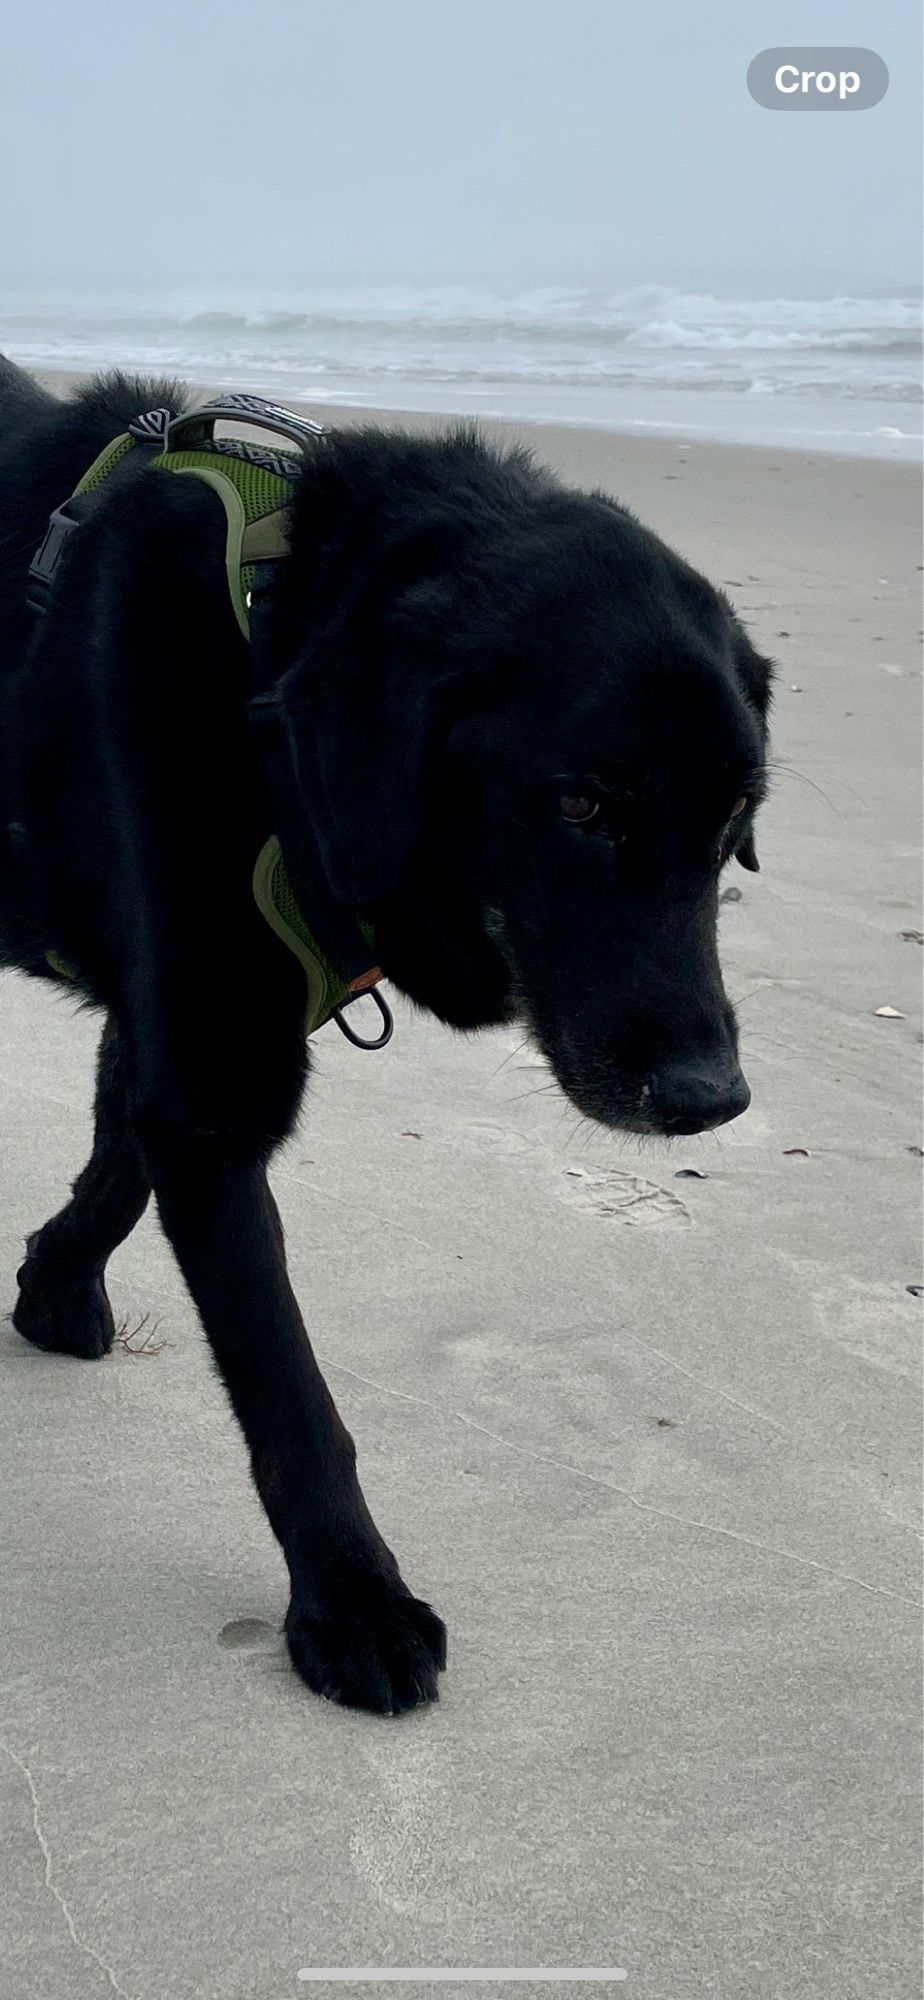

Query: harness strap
[[155, 457, 255, 639], [26, 394, 393, 1049], [26, 432, 153, 613]]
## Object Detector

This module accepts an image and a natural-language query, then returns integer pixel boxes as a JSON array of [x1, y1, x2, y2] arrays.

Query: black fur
[[0, 361, 772, 1712]]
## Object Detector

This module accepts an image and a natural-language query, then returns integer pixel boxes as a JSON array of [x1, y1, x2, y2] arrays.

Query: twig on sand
[[113, 1311, 170, 1357]]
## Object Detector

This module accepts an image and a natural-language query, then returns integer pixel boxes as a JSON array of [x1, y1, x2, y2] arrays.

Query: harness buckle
[[25, 499, 86, 613]]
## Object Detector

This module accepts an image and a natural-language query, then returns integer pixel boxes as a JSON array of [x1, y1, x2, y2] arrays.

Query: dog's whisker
[[507, 1080, 560, 1107], [766, 759, 860, 815], [488, 1036, 532, 1080]]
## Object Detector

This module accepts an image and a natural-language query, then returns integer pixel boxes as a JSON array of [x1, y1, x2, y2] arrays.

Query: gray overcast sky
[[1, 0, 920, 294]]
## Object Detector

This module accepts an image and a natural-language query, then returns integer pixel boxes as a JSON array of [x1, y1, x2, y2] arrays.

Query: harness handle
[[165, 392, 327, 459]]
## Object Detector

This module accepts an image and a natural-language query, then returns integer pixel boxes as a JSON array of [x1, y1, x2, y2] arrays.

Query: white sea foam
[[2, 282, 920, 457]]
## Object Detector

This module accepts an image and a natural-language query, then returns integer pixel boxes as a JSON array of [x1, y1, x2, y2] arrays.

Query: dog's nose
[[648, 1061, 751, 1135]]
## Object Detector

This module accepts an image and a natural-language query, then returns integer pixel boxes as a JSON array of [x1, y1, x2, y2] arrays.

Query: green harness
[[33, 397, 388, 1044]]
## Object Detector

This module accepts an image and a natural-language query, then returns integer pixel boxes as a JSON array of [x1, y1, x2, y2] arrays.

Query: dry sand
[[2, 375, 922, 1999]]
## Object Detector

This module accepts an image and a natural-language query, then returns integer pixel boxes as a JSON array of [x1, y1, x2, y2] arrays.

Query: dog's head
[[275, 428, 772, 1137]]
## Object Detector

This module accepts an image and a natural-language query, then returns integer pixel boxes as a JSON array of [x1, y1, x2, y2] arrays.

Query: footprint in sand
[[459, 1120, 536, 1158], [560, 1165, 691, 1229], [350, 1738, 459, 1922], [217, 1617, 277, 1650]]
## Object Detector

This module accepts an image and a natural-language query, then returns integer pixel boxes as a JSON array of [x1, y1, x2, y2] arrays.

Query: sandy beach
[[3, 375, 922, 1998]]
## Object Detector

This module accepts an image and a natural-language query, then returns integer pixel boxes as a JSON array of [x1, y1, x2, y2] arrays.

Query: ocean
[[2, 282, 921, 459]]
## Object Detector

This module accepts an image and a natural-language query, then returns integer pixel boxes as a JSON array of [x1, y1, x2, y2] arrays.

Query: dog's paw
[[13, 1257, 115, 1360], [285, 1571, 447, 1715]]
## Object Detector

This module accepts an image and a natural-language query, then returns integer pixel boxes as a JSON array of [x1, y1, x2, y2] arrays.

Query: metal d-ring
[[332, 987, 394, 1050]]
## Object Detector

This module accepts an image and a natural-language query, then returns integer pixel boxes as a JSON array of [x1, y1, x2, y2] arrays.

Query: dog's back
[[0, 359, 185, 598], [0, 360, 189, 965], [0, 352, 54, 432]]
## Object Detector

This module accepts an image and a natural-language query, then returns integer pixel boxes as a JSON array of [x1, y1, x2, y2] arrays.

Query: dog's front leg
[[140, 1125, 446, 1713]]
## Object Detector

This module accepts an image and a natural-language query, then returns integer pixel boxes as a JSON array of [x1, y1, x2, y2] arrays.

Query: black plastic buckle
[[332, 987, 394, 1050], [26, 500, 85, 613]]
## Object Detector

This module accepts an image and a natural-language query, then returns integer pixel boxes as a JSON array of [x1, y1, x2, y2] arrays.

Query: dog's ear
[[736, 830, 761, 873], [264, 425, 546, 905], [729, 624, 774, 874], [278, 566, 480, 909]]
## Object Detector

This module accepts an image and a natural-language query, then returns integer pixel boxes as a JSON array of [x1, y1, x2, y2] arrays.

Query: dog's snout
[[648, 1060, 751, 1135]]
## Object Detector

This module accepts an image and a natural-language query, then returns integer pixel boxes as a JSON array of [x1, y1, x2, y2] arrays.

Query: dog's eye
[[718, 797, 751, 866], [559, 792, 600, 826]]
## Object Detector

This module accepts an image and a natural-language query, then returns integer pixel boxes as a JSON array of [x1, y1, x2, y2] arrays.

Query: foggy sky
[[1, 0, 920, 295]]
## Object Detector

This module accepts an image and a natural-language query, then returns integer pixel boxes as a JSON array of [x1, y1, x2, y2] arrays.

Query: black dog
[[0, 360, 771, 1712]]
